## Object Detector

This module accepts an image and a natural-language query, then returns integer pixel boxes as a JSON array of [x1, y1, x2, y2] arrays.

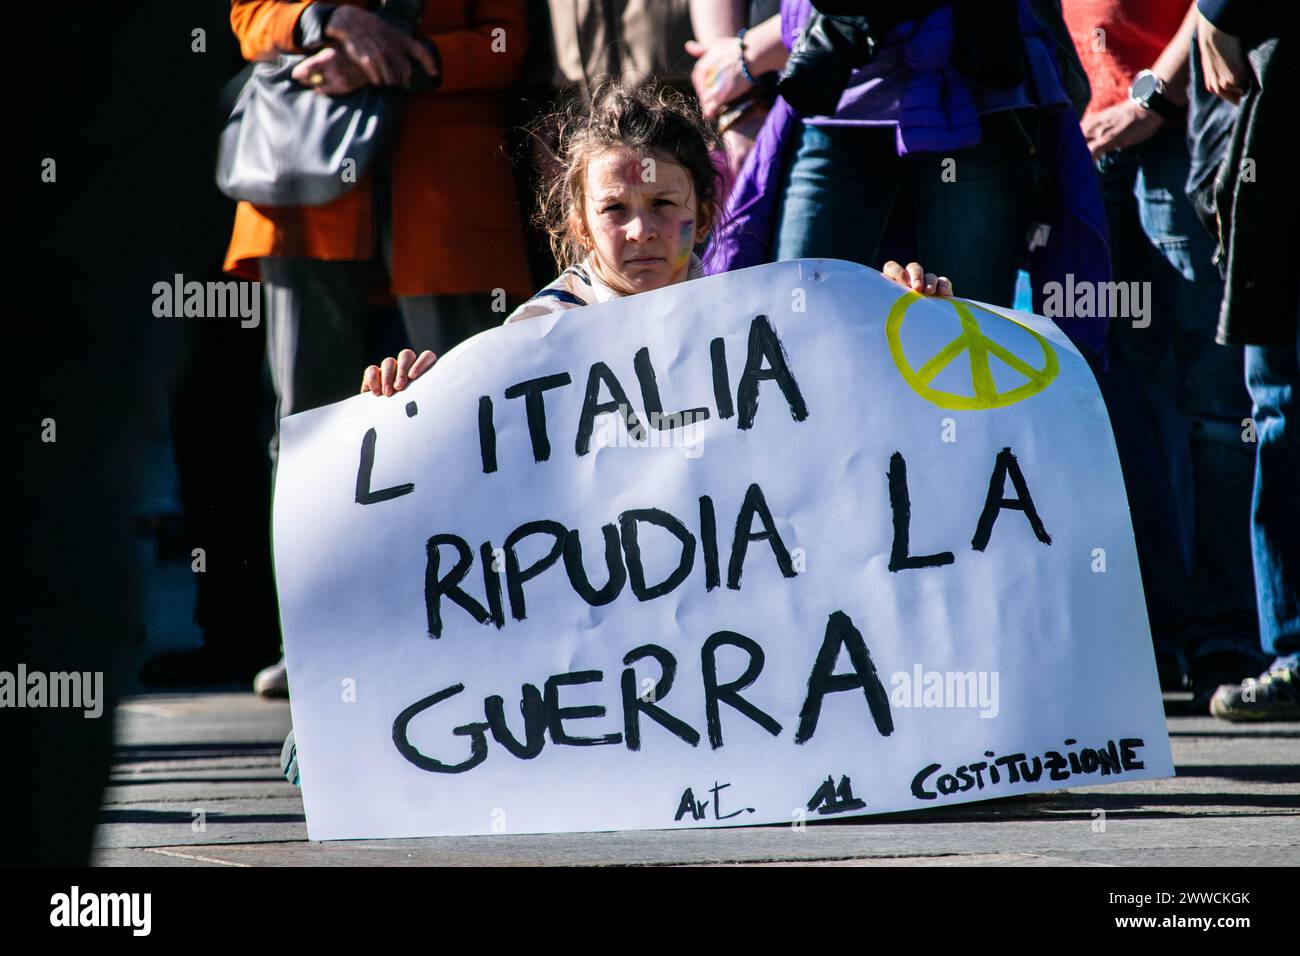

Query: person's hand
[[1197, 13, 1249, 104], [361, 349, 437, 396], [685, 36, 754, 120], [292, 46, 369, 95], [883, 261, 953, 296], [325, 5, 436, 88], [1081, 99, 1165, 159]]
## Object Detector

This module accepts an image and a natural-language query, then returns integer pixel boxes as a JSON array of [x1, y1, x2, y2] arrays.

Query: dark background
[[12, 1, 267, 865]]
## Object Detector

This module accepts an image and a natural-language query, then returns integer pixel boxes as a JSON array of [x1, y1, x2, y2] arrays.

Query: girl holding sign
[[280, 81, 958, 787], [360, 82, 954, 397]]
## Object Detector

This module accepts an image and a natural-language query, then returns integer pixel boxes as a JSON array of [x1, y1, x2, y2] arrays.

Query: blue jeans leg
[[1101, 126, 1260, 664], [774, 111, 1043, 307], [774, 123, 901, 266], [1136, 131, 1258, 659], [908, 108, 1043, 306], [1096, 133, 1193, 664], [1246, 327, 1300, 657]]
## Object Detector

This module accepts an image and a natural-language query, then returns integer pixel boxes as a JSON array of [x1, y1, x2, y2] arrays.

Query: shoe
[[1155, 650, 1185, 692], [139, 645, 266, 687], [1188, 651, 1266, 714], [253, 657, 289, 699], [1210, 655, 1300, 722], [280, 729, 300, 788]]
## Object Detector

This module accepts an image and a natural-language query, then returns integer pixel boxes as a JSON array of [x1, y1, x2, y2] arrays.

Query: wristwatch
[[1130, 69, 1182, 121]]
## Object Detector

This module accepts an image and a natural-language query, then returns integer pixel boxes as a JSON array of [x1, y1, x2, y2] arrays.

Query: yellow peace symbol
[[885, 291, 1059, 410]]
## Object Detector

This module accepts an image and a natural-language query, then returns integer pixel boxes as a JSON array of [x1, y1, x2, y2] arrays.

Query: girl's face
[[576, 146, 710, 297]]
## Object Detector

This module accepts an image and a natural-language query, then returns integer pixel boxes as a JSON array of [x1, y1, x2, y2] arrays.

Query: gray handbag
[[216, 0, 426, 207]]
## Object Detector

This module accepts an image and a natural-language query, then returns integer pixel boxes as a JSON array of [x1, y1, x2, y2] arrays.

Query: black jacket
[[1212, 17, 1300, 346]]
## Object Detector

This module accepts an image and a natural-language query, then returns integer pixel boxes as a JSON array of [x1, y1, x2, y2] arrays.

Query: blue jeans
[[1096, 125, 1260, 666], [774, 109, 1045, 306], [1246, 326, 1300, 657]]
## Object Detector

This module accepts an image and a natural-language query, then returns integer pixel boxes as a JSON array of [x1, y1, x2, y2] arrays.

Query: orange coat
[[224, 0, 533, 298]]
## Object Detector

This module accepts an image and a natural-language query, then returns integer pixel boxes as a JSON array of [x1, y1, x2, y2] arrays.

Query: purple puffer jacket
[[706, 0, 1111, 356]]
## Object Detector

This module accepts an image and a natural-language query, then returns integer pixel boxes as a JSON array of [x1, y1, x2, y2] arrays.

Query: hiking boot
[[253, 656, 289, 699], [1210, 655, 1300, 722]]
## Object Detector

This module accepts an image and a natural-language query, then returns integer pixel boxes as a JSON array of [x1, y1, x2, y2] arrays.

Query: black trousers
[[260, 258, 500, 460]]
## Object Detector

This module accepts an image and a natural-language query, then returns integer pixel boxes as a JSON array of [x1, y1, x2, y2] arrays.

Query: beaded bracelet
[[737, 27, 758, 85]]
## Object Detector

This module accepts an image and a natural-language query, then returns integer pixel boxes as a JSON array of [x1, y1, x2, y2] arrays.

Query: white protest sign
[[273, 258, 1173, 840]]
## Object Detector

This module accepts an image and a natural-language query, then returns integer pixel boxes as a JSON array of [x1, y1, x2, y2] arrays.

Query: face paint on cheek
[[675, 219, 695, 269]]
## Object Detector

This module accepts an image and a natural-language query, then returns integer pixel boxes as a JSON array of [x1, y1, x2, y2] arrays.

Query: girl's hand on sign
[[361, 349, 437, 396], [883, 261, 953, 297]]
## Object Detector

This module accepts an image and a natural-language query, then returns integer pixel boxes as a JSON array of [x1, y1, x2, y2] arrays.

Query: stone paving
[[91, 690, 1300, 866]]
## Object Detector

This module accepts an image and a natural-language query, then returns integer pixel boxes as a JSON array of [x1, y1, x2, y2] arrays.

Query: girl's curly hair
[[533, 80, 726, 271]]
